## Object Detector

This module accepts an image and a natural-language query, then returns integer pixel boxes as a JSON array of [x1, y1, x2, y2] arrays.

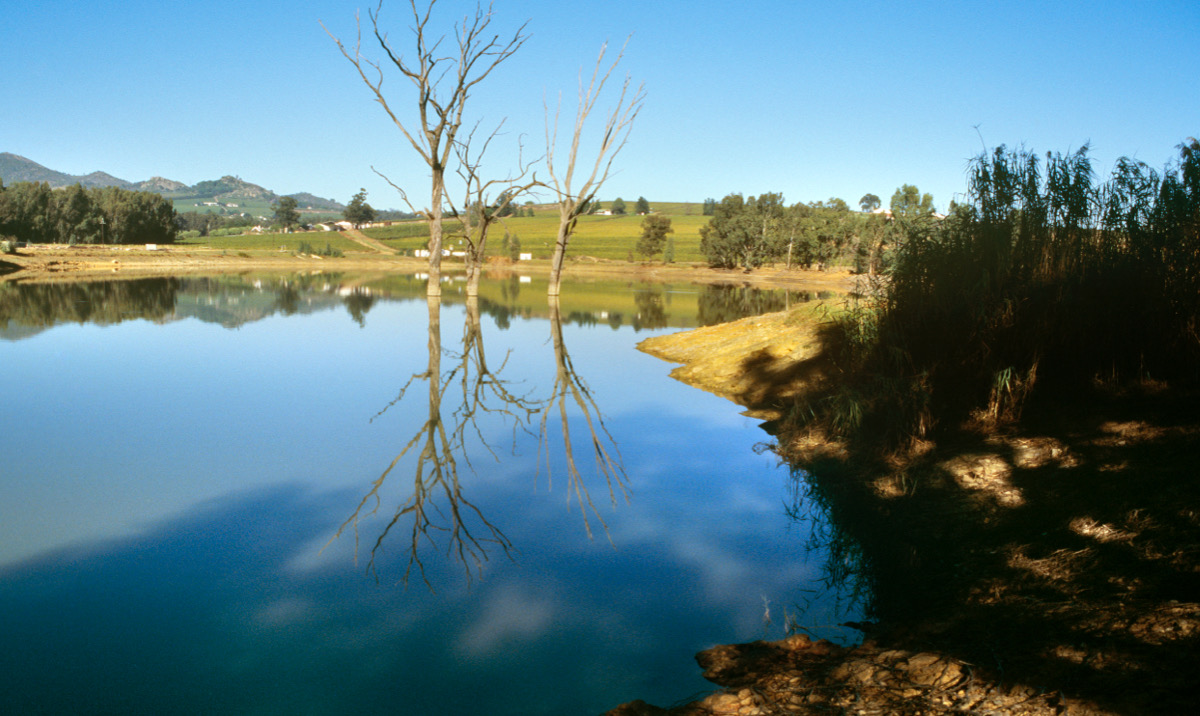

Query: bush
[[297, 241, 343, 258]]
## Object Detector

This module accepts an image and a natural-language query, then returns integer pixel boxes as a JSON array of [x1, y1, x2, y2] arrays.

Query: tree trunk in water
[[548, 217, 571, 297], [427, 172, 444, 297], [465, 235, 487, 298], [466, 259, 481, 297]]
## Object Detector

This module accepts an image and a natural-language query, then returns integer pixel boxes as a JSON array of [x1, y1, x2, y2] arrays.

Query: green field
[[177, 202, 712, 263], [363, 203, 709, 262], [176, 231, 364, 253]]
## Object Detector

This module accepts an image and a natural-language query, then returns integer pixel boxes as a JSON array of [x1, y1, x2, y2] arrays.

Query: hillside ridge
[[0, 152, 343, 210]]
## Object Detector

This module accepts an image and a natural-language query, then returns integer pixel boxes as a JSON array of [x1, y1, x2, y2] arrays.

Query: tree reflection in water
[[784, 465, 872, 625], [539, 296, 629, 540], [330, 294, 515, 588], [330, 288, 627, 588]]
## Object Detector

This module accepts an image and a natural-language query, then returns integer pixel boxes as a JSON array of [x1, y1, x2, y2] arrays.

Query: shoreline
[[0, 243, 862, 293], [615, 307, 1200, 716]]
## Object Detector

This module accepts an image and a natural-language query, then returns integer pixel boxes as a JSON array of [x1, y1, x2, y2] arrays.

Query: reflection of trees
[[332, 292, 630, 586], [784, 466, 871, 621], [342, 288, 376, 327], [631, 285, 667, 330], [696, 284, 803, 327], [274, 284, 302, 315], [0, 278, 179, 330], [451, 297, 541, 456], [331, 294, 517, 588], [539, 296, 629, 538]]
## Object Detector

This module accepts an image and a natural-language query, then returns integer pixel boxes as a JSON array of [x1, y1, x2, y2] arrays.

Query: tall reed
[[793, 138, 1200, 454]]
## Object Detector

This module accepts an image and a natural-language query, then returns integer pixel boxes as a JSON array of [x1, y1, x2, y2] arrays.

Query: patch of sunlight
[[1097, 420, 1166, 445], [1005, 545, 1093, 582], [941, 453, 1025, 507], [1069, 515, 1139, 543], [1004, 436, 1079, 469], [871, 473, 916, 499]]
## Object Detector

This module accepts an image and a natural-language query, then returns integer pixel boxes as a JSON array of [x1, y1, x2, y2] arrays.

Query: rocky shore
[[616, 307, 1200, 716]]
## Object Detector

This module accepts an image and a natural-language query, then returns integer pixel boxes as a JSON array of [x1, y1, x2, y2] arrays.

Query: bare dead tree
[[544, 41, 645, 296], [323, 1, 528, 296], [446, 122, 540, 296]]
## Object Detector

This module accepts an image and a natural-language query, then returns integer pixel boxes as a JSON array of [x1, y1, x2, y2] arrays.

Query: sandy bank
[[0, 243, 862, 292]]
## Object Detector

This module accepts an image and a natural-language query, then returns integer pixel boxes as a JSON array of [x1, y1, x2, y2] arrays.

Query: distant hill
[[0, 152, 129, 188], [288, 192, 345, 211], [138, 176, 188, 193], [0, 153, 344, 214]]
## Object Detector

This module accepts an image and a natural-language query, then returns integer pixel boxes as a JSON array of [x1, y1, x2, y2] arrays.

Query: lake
[[0, 273, 861, 715]]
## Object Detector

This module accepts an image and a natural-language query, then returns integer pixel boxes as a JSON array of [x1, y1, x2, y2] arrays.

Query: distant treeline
[[0, 180, 177, 245], [698, 186, 934, 274], [789, 138, 1200, 455], [175, 210, 256, 237]]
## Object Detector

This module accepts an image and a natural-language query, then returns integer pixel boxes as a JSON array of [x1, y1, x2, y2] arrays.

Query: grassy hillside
[[362, 203, 710, 263]]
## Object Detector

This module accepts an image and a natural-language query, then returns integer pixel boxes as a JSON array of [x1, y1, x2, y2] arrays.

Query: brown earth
[[615, 308, 1200, 715], [0, 242, 862, 292]]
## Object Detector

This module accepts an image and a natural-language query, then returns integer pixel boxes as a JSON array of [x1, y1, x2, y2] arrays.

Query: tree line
[[0, 180, 177, 245], [698, 185, 935, 274]]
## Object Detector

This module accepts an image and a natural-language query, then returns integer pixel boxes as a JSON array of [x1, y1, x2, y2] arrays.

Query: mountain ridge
[[0, 153, 344, 211]]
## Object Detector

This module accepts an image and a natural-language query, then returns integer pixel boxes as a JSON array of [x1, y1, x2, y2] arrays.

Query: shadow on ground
[[622, 315, 1200, 715], [785, 386, 1200, 714]]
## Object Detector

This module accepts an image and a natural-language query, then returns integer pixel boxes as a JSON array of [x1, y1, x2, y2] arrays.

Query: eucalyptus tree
[[54, 184, 101, 245], [343, 188, 377, 228], [324, 0, 529, 296], [273, 196, 300, 231], [543, 40, 644, 296], [637, 214, 672, 261], [859, 193, 881, 213], [699, 192, 786, 271], [889, 184, 935, 220]]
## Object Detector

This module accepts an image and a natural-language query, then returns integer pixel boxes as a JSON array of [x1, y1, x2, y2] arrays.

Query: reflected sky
[[0, 274, 859, 715]]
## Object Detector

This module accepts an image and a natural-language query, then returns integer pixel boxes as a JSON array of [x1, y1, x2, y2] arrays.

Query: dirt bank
[[615, 306, 1200, 715], [0, 243, 862, 292]]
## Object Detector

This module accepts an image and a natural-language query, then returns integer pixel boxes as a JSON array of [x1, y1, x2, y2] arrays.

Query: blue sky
[[3, 0, 1197, 212]]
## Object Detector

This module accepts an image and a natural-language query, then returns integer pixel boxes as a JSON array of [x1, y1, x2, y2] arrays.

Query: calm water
[[0, 273, 860, 715]]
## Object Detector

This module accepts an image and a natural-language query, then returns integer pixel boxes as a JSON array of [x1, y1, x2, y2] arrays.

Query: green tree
[[274, 196, 300, 231], [702, 197, 717, 216], [635, 196, 650, 214], [699, 192, 786, 270], [890, 184, 935, 219], [54, 184, 100, 244], [637, 215, 672, 261], [859, 193, 881, 212], [4, 181, 54, 243], [343, 188, 376, 228], [611, 197, 627, 215]]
